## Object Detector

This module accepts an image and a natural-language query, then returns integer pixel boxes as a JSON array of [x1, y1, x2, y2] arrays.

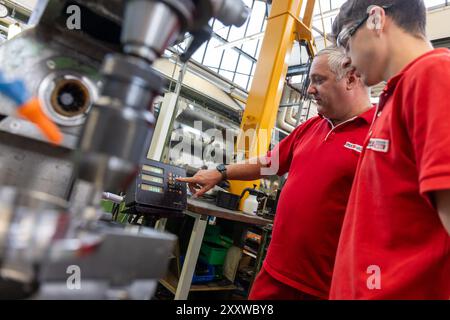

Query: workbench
[[159, 197, 273, 300]]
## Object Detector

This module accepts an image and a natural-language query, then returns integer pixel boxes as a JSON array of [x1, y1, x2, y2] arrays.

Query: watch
[[216, 164, 227, 180]]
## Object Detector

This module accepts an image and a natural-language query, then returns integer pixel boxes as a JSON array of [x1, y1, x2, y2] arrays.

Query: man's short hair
[[332, 0, 427, 40], [315, 46, 352, 80]]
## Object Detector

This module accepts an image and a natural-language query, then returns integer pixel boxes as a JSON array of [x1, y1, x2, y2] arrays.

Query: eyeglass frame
[[336, 4, 393, 50]]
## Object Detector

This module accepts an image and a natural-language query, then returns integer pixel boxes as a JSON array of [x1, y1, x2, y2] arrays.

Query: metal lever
[[180, 25, 213, 63]]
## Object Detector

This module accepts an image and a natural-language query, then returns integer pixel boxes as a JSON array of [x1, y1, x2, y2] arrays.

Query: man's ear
[[341, 56, 352, 70], [346, 68, 359, 89], [366, 5, 387, 36]]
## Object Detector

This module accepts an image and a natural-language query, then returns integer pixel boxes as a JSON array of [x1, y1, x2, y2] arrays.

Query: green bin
[[200, 242, 228, 265], [203, 234, 233, 249]]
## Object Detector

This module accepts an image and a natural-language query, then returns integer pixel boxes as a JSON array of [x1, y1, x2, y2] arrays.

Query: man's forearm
[[225, 157, 267, 181], [434, 190, 450, 235], [178, 157, 271, 197]]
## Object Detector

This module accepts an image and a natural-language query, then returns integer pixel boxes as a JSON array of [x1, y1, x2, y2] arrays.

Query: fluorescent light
[[215, 32, 265, 50], [312, 8, 339, 21]]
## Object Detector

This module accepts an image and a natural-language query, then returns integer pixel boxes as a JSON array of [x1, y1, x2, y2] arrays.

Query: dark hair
[[332, 0, 427, 39]]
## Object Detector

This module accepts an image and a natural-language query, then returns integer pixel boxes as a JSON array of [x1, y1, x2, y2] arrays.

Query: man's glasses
[[336, 4, 393, 49]]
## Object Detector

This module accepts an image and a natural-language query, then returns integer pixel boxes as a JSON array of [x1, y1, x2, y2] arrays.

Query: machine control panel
[[125, 159, 187, 216]]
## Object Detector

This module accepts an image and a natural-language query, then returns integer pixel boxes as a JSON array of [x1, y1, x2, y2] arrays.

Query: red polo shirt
[[330, 49, 450, 300], [262, 107, 375, 299]]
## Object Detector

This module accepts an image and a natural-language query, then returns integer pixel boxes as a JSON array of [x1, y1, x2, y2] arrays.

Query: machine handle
[[180, 25, 213, 63], [102, 192, 124, 204], [0, 73, 62, 145], [17, 97, 63, 145]]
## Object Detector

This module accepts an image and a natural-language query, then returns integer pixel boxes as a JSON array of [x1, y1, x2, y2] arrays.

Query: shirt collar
[[318, 105, 375, 126], [356, 106, 376, 124]]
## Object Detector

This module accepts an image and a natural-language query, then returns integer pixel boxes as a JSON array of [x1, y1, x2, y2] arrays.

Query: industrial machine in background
[[0, 0, 249, 299]]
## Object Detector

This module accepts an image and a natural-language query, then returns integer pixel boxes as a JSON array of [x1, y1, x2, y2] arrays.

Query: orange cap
[[17, 97, 63, 145]]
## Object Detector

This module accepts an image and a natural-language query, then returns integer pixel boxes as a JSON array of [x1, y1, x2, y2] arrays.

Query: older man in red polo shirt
[[178, 46, 374, 300], [331, 0, 450, 299]]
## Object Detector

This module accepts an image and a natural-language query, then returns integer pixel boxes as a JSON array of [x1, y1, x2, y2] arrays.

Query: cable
[[318, 0, 328, 48]]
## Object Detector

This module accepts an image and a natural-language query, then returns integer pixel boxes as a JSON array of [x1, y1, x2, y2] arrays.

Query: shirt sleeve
[[404, 54, 450, 195], [265, 120, 310, 176]]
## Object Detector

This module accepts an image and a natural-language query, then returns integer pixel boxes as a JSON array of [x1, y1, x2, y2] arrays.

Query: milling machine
[[0, 0, 249, 299]]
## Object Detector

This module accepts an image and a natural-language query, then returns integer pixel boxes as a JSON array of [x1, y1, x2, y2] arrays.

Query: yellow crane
[[229, 0, 317, 201]]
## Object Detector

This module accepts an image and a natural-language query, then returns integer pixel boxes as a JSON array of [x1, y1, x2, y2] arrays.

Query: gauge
[[141, 174, 163, 184], [142, 164, 163, 175], [140, 184, 163, 194], [0, 4, 9, 19]]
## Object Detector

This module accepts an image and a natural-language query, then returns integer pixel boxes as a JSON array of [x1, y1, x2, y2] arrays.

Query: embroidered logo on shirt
[[367, 138, 390, 153], [344, 142, 363, 153]]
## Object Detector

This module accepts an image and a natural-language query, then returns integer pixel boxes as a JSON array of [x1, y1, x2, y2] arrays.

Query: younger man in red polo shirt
[[179, 47, 374, 299], [331, 0, 450, 299]]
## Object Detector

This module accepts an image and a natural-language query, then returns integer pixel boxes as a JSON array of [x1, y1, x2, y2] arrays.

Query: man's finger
[[188, 184, 197, 195], [177, 177, 196, 183], [195, 185, 212, 198]]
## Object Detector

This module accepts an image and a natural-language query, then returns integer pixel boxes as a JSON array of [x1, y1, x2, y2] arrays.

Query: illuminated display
[[141, 174, 163, 184], [142, 165, 163, 175], [141, 184, 163, 193]]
